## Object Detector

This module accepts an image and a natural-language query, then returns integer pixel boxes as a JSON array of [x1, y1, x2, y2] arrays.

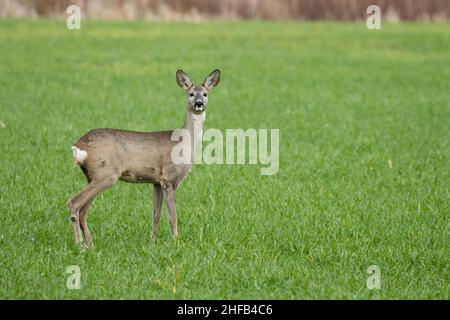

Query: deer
[[68, 69, 221, 248]]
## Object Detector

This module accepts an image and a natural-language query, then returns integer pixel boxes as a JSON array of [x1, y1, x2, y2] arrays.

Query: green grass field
[[0, 19, 448, 299]]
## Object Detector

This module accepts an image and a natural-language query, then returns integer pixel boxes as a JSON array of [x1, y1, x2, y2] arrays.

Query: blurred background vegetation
[[1, 0, 449, 21]]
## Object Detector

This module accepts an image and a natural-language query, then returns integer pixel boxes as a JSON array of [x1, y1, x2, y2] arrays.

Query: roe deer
[[68, 69, 220, 247]]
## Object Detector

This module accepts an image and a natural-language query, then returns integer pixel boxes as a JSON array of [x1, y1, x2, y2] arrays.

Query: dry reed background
[[1, 0, 449, 21]]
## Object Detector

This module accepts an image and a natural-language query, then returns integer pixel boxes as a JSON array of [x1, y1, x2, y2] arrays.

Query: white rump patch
[[71, 146, 87, 163]]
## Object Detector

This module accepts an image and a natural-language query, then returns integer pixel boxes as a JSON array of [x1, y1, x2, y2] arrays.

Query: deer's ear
[[176, 70, 193, 90], [203, 69, 220, 91]]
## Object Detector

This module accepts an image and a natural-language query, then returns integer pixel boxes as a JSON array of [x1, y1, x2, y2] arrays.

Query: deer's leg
[[151, 184, 163, 240], [71, 214, 83, 245], [68, 175, 118, 245], [78, 171, 94, 247], [68, 184, 92, 245], [79, 200, 94, 248], [162, 184, 178, 239], [68, 185, 96, 245]]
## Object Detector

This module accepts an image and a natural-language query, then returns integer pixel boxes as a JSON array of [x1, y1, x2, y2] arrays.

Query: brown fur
[[75, 128, 189, 186]]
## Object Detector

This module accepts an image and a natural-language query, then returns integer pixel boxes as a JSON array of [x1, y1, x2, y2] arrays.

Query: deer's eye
[[203, 93, 208, 97], [189, 93, 194, 97]]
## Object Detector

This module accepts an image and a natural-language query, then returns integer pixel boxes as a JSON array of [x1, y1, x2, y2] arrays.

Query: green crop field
[[0, 20, 448, 299]]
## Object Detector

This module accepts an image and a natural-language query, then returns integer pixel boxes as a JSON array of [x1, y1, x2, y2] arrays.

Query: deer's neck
[[182, 110, 205, 159]]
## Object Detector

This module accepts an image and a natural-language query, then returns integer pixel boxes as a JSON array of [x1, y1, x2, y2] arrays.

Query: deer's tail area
[[71, 146, 88, 165]]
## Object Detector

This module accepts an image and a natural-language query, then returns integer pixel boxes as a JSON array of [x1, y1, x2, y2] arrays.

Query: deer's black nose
[[195, 101, 204, 107]]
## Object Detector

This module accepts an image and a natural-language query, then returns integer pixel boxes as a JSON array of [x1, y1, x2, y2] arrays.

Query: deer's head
[[176, 69, 221, 114]]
